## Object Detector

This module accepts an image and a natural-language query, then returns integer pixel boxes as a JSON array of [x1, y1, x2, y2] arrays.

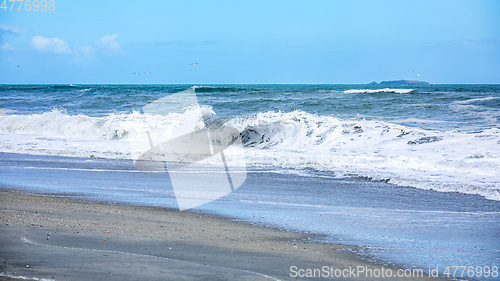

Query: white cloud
[[29, 34, 120, 58], [96, 34, 120, 50], [1, 42, 14, 50], [74, 45, 95, 60], [0, 25, 23, 50], [32, 35, 72, 54], [80, 45, 95, 56], [0, 24, 26, 34]]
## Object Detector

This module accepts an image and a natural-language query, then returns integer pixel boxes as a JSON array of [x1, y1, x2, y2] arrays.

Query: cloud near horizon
[[96, 34, 120, 51], [30, 34, 121, 56], [1, 43, 15, 50], [31, 36, 72, 54], [1, 26, 22, 51]]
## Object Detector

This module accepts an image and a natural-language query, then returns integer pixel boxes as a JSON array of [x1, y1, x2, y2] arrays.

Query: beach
[[0, 188, 443, 281]]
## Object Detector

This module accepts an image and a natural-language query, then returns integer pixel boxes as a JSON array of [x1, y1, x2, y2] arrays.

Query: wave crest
[[0, 107, 213, 140], [1, 108, 498, 200], [226, 110, 500, 200]]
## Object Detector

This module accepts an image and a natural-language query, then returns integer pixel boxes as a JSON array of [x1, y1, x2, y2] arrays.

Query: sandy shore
[[0, 188, 445, 280]]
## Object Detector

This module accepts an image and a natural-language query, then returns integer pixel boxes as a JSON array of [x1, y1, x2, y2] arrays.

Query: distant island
[[368, 80, 429, 85]]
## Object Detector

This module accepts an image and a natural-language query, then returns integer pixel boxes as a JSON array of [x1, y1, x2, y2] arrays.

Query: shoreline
[[0, 188, 445, 281]]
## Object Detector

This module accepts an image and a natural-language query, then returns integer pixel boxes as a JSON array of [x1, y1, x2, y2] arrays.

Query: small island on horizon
[[367, 79, 430, 85]]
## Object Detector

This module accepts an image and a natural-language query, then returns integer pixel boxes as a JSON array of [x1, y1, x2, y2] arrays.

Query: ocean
[[1, 84, 499, 278]]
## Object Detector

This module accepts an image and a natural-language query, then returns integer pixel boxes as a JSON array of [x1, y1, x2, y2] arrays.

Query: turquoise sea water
[[2, 84, 499, 131]]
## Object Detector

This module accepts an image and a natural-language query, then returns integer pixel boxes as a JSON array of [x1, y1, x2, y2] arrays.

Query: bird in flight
[[16, 65, 21, 68], [144, 72, 152, 74], [189, 63, 198, 66], [413, 70, 422, 77], [132, 72, 141, 75]]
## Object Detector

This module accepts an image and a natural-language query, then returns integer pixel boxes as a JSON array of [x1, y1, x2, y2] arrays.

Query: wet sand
[[0, 188, 444, 280]]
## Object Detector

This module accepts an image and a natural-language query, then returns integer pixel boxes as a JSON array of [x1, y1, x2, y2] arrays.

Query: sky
[[1, 0, 499, 84]]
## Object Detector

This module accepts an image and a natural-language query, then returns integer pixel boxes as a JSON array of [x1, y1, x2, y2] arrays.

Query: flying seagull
[[144, 72, 152, 74], [189, 63, 198, 66], [132, 72, 141, 75], [413, 70, 421, 77], [17, 65, 21, 68]]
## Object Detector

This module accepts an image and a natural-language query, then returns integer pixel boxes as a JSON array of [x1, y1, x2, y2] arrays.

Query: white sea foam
[[0, 108, 16, 116], [0, 107, 212, 140], [0, 109, 499, 200], [0, 107, 212, 159], [227, 110, 500, 200], [0, 272, 52, 281], [454, 96, 499, 104], [393, 118, 446, 124], [342, 88, 414, 94]]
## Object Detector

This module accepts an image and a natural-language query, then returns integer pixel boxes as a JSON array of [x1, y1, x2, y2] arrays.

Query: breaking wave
[[0, 108, 499, 200]]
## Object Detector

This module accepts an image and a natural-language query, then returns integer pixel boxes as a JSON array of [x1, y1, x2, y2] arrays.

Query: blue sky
[[1, 0, 499, 84]]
